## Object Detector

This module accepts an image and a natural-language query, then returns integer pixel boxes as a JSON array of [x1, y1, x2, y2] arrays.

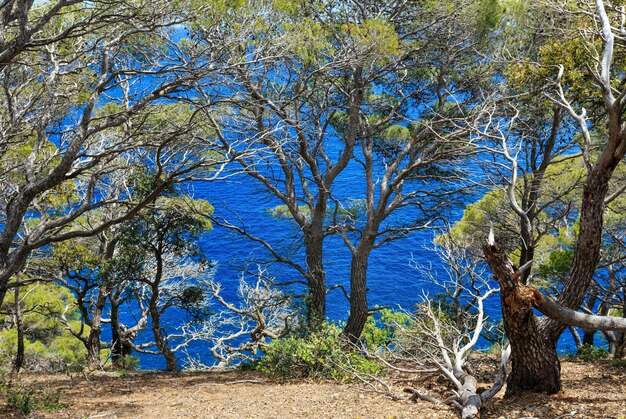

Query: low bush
[[360, 309, 413, 350], [4, 383, 63, 416], [569, 344, 609, 363], [610, 358, 626, 368], [254, 323, 381, 381]]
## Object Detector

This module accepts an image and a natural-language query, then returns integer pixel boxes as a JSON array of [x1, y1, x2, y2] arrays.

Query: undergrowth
[[251, 323, 381, 381], [2, 381, 63, 416]]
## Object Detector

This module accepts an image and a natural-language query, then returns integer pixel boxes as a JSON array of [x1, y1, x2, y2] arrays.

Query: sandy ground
[[2, 360, 626, 418]]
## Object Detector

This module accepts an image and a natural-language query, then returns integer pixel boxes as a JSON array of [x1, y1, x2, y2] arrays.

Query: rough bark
[[484, 242, 626, 394], [304, 231, 326, 326], [483, 243, 561, 395], [540, 0, 626, 345], [342, 244, 373, 341]]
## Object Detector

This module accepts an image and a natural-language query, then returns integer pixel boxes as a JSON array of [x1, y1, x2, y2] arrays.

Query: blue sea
[[122, 153, 583, 370]]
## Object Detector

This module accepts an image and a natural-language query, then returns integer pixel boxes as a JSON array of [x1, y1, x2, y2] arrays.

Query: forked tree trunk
[[483, 243, 561, 395], [484, 241, 626, 394], [490, 127, 625, 393]]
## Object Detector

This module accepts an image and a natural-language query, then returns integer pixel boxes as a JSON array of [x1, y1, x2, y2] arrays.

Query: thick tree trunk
[[304, 232, 326, 327], [484, 242, 626, 395], [483, 243, 561, 395], [342, 244, 373, 342], [86, 325, 102, 370], [506, 324, 561, 395], [492, 136, 624, 393], [543, 163, 618, 344]]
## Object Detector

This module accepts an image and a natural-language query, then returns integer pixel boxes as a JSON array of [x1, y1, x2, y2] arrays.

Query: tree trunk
[[613, 296, 626, 359], [150, 303, 177, 371], [582, 330, 595, 346], [0, 286, 7, 313], [518, 215, 534, 285], [342, 244, 373, 342], [149, 280, 177, 371], [110, 300, 122, 366], [110, 300, 134, 368], [615, 333, 626, 359], [614, 299, 626, 358], [86, 325, 102, 370], [85, 285, 108, 370], [12, 286, 24, 374], [506, 324, 561, 395], [304, 232, 326, 327], [494, 144, 623, 393], [581, 288, 600, 346], [543, 162, 619, 344], [483, 243, 561, 395], [569, 326, 582, 349]]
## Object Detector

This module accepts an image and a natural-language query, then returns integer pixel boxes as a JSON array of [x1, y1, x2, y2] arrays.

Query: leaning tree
[[482, 0, 626, 395]]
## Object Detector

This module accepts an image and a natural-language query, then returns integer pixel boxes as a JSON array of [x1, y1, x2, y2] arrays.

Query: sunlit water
[[114, 155, 581, 370]]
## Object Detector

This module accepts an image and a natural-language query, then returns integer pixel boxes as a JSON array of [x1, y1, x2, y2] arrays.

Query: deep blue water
[[93, 27, 583, 368], [124, 154, 583, 370]]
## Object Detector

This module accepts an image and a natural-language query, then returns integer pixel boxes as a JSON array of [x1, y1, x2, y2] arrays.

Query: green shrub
[[5, 384, 62, 416], [117, 355, 140, 371], [0, 282, 89, 372], [572, 344, 609, 363], [610, 358, 626, 368], [6, 388, 33, 416], [254, 323, 381, 381], [0, 329, 88, 372], [360, 309, 412, 350]]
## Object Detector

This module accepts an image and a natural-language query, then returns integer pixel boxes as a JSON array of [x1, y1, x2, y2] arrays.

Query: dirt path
[[3, 361, 626, 418]]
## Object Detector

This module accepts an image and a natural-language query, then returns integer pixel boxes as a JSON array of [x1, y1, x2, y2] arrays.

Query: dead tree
[[395, 235, 510, 418], [401, 296, 511, 419], [344, 234, 510, 418], [184, 267, 297, 369]]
